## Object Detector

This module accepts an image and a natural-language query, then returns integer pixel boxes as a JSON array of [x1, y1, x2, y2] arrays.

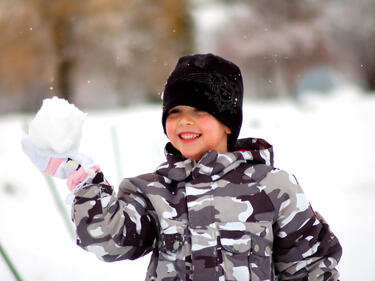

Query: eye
[[168, 108, 181, 115], [195, 109, 208, 116]]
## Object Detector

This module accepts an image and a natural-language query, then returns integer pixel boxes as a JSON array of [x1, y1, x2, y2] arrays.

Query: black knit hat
[[162, 53, 243, 150]]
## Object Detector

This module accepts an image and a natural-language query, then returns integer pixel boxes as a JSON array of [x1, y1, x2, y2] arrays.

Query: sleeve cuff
[[65, 165, 100, 204]]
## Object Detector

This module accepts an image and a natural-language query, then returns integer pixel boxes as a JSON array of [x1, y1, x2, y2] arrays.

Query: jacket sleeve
[[261, 169, 342, 281], [71, 171, 158, 262]]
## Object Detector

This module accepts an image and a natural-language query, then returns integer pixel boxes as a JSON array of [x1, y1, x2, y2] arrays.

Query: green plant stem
[[0, 241, 23, 281], [110, 126, 123, 183], [44, 175, 75, 240]]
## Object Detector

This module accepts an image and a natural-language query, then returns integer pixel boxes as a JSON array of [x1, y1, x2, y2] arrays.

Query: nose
[[179, 112, 194, 125]]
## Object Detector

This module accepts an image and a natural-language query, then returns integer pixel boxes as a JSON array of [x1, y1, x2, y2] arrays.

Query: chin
[[180, 150, 195, 159], [184, 153, 202, 161]]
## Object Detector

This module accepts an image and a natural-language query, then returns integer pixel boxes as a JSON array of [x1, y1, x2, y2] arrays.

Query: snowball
[[28, 96, 87, 153]]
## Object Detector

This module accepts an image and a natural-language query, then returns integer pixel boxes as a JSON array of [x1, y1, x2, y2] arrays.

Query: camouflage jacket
[[71, 138, 342, 281]]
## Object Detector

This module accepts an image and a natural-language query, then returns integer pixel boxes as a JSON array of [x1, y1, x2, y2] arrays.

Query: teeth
[[180, 133, 200, 140]]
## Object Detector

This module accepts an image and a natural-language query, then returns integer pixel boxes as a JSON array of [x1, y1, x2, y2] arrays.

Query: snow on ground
[[1, 86, 374, 280]]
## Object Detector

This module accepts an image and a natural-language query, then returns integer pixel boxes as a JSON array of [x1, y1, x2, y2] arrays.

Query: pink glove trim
[[43, 158, 66, 176], [66, 165, 100, 191]]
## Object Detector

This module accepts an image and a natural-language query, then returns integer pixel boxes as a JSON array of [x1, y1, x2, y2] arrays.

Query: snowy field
[[1, 86, 374, 280]]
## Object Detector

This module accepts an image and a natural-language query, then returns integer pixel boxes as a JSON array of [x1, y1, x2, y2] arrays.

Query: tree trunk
[[51, 17, 75, 101]]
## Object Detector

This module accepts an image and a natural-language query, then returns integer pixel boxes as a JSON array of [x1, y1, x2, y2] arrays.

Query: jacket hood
[[156, 138, 274, 181]]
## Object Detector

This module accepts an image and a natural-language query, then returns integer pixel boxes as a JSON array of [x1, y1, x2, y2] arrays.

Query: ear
[[225, 126, 232, 135]]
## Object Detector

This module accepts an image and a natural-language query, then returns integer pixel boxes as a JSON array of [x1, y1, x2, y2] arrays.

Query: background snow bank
[[1, 87, 374, 280]]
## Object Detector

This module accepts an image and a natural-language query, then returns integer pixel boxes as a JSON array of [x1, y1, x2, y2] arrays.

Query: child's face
[[166, 105, 231, 160]]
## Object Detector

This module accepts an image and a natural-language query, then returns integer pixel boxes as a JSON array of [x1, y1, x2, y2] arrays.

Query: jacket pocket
[[160, 232, 184, 256], [248, 231, 273, 280], [155, 221, 188, 281], [218, 222, 252, 281], [159, 222, 186, 260], [218, 222, 273, 281]]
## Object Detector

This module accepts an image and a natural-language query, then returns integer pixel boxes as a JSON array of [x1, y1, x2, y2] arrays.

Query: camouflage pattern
[[71, 138, 342, 281]]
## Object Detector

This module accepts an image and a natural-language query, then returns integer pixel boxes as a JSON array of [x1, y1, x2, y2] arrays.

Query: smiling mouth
[[179, 133, 201, 140]]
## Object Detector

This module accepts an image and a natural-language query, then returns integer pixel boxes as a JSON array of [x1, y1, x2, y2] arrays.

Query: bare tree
[[0, 0, 193, 112], [0, 1, 54, 112], [194, 0, 375, 97]]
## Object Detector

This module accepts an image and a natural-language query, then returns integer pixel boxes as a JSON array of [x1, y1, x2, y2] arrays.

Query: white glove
[[21, 136, 94, 179]]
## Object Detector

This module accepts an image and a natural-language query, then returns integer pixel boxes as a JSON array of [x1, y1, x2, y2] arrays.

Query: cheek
[[165, 118, 175, 139], [197, 116, 212, 127], [199, 116, 222, 134]]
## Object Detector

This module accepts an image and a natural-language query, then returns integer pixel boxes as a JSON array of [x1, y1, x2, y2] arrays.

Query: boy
[[23, 53, 342, 280]]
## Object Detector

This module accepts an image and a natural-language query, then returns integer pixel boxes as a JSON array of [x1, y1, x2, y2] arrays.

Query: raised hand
[[21, 136, 94, 179]]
